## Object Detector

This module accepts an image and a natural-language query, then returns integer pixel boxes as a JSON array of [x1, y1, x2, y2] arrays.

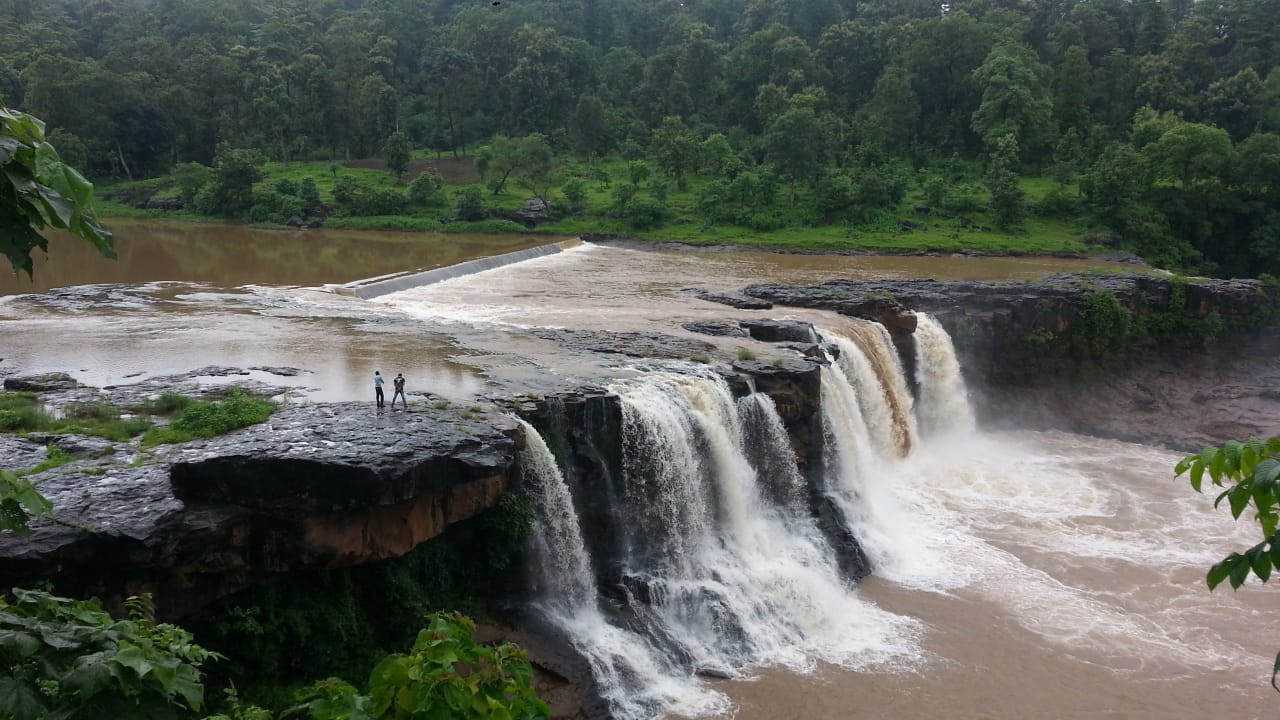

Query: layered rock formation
[[0, 402, 520, 619], [744, 273, 1279, 449]]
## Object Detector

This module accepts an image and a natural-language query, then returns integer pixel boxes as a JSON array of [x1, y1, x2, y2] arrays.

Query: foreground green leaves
[[0, 471, 52, 536], [0, 104, 113, 277], [1176, 436, 1280, 689], [365, 613, 547, 720], [0, 589, 220, 719], [279, 613, 548, 720]]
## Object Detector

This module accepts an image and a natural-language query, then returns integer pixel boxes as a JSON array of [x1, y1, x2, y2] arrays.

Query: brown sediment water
[[0, 219, 551, 294], [829, 320, 918, 457], [2, 223, 1276, 719], [690, 431, 1280, 720], [0, 227, 1123, 399]]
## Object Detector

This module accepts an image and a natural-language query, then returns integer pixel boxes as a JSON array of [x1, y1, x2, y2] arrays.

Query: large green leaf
[[1228, 484, 1252, 520], [0, 628, 42, 658], [1230, 556, 1252, 589], [0, 676, 50, 720], [113, 643, 156, 679], [1207, 557, 1235, 590], [1255, 459, 1280, 490]]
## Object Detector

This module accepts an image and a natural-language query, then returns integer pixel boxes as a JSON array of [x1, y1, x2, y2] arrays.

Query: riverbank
[[95, 159, 1111, 261]]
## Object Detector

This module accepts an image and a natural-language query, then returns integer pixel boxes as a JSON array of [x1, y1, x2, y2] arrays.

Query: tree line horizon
[[1, 0, 1278, 276]]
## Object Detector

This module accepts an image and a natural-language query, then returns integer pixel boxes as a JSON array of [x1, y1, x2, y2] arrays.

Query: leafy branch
[[1175, 436, 1280, 689], [0, 104, 114, 276]]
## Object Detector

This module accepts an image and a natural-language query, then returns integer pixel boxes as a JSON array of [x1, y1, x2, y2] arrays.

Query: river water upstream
[[2, 221, 1275, 719]]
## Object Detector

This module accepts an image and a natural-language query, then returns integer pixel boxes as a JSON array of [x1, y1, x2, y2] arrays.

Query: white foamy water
[[894, 430, 1273, 674], [9, 227, 1275, 719], [824, 328, 915, 459], [517, 416, 730, 720], [913, 313, 976, 438]]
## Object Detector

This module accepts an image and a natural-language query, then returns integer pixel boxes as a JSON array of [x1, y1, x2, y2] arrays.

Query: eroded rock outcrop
[[0, 402, 520, 618], [745, 273, 1280, 449]]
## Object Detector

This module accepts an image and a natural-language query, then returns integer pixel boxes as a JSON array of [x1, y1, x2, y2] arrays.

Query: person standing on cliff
[[391, 372, 407, 411], [374, 370, 385, 409]]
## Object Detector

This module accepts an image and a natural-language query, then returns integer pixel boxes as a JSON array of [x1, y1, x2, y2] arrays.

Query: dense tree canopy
[[2, 0, 1278, 274]]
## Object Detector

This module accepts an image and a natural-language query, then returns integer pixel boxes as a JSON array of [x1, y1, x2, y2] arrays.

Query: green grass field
[[95, 156, 1098, 257]]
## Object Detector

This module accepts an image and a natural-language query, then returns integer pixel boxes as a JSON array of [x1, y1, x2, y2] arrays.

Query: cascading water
[[736, 393, 809, 515], [816, 358, 918, 576], [823, 323, 918, 459], [515, 417, 596, 611], [610, 371, 918, 670], [516, 417, 727, 720], [913, 313, 976, 437], [517, 370, 921, 719]]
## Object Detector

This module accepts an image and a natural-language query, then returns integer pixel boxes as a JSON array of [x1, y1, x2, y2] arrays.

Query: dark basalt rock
[[23, 433, 116, 459], [681, 321, 748, 338], [4, 372, 78, 392], [249, 365, 308, 377], [742, 273, 1272, 388], [679, 288, 773, 310], [509, 198, 554, 226], [0, 436, 50, 472], [530, 328, 718, 360], [739, 319, 817, 343], [745, 272, 1279, 450], [0, 402, 522, 619], [171, 403, 515, 514]]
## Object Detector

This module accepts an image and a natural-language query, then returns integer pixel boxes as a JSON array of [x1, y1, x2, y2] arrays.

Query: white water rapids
[[511, 306, 1277, 720], [9, 235, 1274, 719]]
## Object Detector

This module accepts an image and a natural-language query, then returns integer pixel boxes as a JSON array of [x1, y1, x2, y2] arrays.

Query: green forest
[[2, 0, 1278, 276]]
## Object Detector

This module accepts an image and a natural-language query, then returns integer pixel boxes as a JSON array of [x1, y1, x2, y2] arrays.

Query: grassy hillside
[[95, 155, 1099, 257]]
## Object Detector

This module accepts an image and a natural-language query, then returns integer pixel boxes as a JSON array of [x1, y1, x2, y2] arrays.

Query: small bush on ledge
[[0, 393, 152, 440], [142, 390, 276, 446]]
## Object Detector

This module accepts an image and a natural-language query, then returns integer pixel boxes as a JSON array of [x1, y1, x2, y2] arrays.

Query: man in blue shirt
[[374, 371, 385, 409]]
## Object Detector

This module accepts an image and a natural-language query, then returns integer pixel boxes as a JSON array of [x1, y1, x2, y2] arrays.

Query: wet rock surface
[[678, 287, 774, 310], [681, 321, 748, 338], [988, 332, 1280, 451], [739, 319, 817, 343], [0, 436, 49, 472], [530, 328, 718, 360], [0, 400, 521, 618], [23, 433, 117, 459], [4, 372, 79, 392], [746, 273, 1279, 450]]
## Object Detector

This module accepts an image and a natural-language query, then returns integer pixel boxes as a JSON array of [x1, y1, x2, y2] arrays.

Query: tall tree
[[382, 130, 411, 180], [1143, 121, 1233, 190], [971, 42, 1056, 162]]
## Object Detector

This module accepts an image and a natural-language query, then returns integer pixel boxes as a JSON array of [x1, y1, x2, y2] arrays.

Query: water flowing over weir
[[823, 323, 918, 459], [912, 314, 976, 438], [512, 341, 980, 718]]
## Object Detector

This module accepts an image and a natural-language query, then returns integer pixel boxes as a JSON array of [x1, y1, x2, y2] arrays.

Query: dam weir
[[515, 317, 974, 720]]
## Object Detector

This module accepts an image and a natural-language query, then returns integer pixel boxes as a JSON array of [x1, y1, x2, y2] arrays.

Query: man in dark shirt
[[392, 372, 407, 411]]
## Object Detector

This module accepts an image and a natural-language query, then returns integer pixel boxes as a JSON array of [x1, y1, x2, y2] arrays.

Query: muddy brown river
[[2, 221, 1275, 720]]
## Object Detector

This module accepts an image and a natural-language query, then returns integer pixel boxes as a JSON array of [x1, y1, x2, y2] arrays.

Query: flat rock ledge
[[0, 402, 520, 618], [744, 273, 1279, 449]]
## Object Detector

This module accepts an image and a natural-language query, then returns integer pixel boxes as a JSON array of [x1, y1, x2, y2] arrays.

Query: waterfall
[[515, 417, 596, 612], [913, 313, 976, 437], [817, 360, 908, 573], [824, 322, 918, 458], [737, 393, 809, 515], [516, 417, 729, 720], [517, 369, 923, 720]]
